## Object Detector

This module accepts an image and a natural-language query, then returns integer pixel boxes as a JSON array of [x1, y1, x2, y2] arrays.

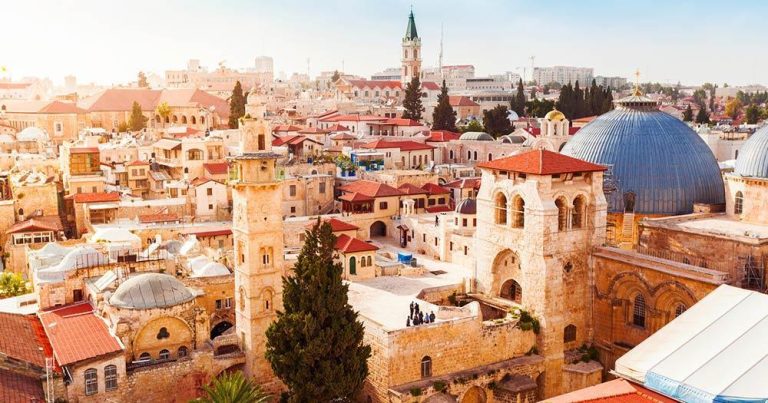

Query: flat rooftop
[[645, 214, 768, 241]]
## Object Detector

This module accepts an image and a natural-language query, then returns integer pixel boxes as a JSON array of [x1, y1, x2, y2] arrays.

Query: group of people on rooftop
[[407, 301, 435, 327]]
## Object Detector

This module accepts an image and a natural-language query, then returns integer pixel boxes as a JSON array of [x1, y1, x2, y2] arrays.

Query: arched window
[[488, 153, 493, 161], [367, 256, 372, 266], [258, 134, 265, 151], [159, 349, 170, 360], [564, 324, 577, 343], [84, 368, 98, 395], [511, 196, 525, 228], [572, 196, 585, 228], [17, 208, 23, 217], [555, 197, 568, 231], [473, 151, 478, 160], [156, 327, 170, 339], [181, 115, 188, 124], [494, 193, 507, 225], [172, 115, 178, 123], [449, 150, 454, 160], [200, 116, 205, 125], [735, 191, 744, 215], [191, 116, 197, 124], [467, 150, 471, 160], [104, 364, 118, 391], [139, 352, 151, 361], [165, 115, 170, 123], [563, 261, 573, 273], [500, 279, 522, 303], [349, 256, 357, 275], [178, 346, 188, 358], [420, 356, 432, 378], [263, 289, 273, 312], [674, 303, 687, 318], [187, 149, 203, 160], [633, 294, 646, 328]]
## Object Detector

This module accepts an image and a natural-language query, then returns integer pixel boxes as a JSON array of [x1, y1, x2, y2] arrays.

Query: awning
[[88, 203, 119, 210]]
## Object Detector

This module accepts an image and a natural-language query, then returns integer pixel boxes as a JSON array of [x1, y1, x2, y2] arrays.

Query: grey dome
[[110, 273, 194, 309], [735, 126, 768, 178], [501, 135, 526, 144], [455, 198, 477, 214], [561, 95, 724, 215], [459, 131, 494, 141]]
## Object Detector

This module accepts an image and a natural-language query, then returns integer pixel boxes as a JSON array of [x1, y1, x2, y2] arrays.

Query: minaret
[[401, 8, 422, 85], [231, 113, 284, 387]]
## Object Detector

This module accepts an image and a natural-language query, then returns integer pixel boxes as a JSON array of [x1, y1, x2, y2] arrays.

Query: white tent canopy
[[615, 285, 768, 403]]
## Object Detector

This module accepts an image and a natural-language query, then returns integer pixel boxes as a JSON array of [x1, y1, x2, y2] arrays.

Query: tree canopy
[[137, 71, 149, 88], [192, 371, 270, 403], [229, 81, 247, 129], [745, 104, 761, 124], [509, 79, 526, 117], [482, 105, 512, 138], [0, 272, 29, 299], [555, 80, 613, 120], [682, 104, 693, 122], [402, 76, 424, 121], [265, 220, 371, 402], [431, 80, 457, 132], [695, 106, 710, 124], [461, 119, 484, 133], [128, 101, 147, 131], [725, 97, 743, 119]]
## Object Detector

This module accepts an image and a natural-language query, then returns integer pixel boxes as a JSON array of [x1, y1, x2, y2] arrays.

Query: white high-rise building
[[533, 66, 594, 86]]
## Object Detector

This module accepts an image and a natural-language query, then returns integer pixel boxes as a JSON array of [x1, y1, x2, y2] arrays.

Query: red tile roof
[[478, 149, 606, 175], [72, 192, 121, 204], [79, 88, 161, 112], [203, 162, 229, 175], [0, 368, 45, 403], [421, 182, 451, 195], [547, 379, 676, 403], [298, 127, 329, 134], [426, 130, 461, 142], [379, 118, 424, 127], [339, 192, 374, 202], [305, 218, 360, 232], [339, 180, 403, 198], [272, 124, 304, 133], [422, 81, 440, 91], [0, 313, 51, 367], [138, 213, 179, 224], [397, 183, 429, 195], [326, 124, 350, 132], [126, 160, 149, 166], [184, 228, 232, 237], [445, 178, 481, 189], [360, 139, 434, 151], [38, 302, 123, 366], [6, 216, 63, 234], [335, 234, 379, 253], [272, 134, 307, 147], [449, 96, 479, 107]]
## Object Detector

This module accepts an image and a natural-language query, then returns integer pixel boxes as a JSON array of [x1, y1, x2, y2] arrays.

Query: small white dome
[[17, 127, 47, 142], [192, 262, 230, 278], [187, 255, 210, 272]]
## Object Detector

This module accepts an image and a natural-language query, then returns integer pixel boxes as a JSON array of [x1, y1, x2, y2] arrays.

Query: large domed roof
[[455, 198, 477, 215], [459, 132, 494, 141], [735, 125, 768, 178], [109, 273, 194, 309], [561, 94, 724, 215]]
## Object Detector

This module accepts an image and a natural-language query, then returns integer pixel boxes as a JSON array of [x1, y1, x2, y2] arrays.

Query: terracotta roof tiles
[[339, 180, 403, 198], [71, 192, 121, 203], [477, 149, 606, 175], [335, 234, 379, 253]]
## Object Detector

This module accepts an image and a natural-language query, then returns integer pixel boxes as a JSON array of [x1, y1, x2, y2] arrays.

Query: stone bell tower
[[231, 115, 284, 387], [401, 8, 422, 85]]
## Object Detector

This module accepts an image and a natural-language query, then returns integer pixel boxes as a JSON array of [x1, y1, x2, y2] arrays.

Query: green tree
[[431, 80, 457, 132], [461, 119, 484, 133], [692, 89, 708, 109], [745, 104, 761, 124], [128, 101, 147, 131], [265, 221, 371, 402], [156, 101, 171, 127], [695, 106, 710, 124], [402, 76, 424, 121], [229, 81, 246, 129], [509, 79, 526, 116], [482, 105, 512, 138], [331, 70, 340, 83], [192, 371, 270, 403], [725, 97, 743, 119], [682, 104, 693, 122], [0, 272, 29, 298], [137, 71, 149, 88], [525, 98, 556, 118]]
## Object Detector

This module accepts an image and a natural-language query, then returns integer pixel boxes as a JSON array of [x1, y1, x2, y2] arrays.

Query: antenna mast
[[439, 23, 444, 80]]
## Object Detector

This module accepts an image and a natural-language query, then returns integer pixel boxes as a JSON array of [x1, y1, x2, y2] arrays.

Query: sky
[[2, 0, 766, 87]]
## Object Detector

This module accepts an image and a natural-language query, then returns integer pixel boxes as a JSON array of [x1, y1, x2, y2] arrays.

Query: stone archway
[[370, 221, 387, 237], [500, 279, 522, 303], [210, 321, 233, 340], [460, 386, 487, 403]]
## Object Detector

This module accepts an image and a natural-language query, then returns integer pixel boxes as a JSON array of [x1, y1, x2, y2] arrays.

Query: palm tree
[[192, 371, 270, 403], [0, 272, 30, 298]]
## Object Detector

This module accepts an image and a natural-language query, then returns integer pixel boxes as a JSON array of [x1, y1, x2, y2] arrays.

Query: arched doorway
[[623, 191, 636, 213], [370, 221, 386, 237], [500, 279, 522, 303], [460, 386, 487, 403], [210, 321, 233, 340]]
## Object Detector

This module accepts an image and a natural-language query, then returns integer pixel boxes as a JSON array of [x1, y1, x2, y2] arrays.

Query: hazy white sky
[[2, 0, 766, 87]]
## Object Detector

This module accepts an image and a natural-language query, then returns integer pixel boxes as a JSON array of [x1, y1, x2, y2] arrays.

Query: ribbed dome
[[455, 198, 477, 214], [561, 96, 724, 215], [735, 125, 768, 178], [110, 273, 194, 309], [459, 132, 494, 141]]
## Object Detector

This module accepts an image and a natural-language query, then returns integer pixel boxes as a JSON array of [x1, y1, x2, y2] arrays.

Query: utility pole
[[439, 23, 444, 80]]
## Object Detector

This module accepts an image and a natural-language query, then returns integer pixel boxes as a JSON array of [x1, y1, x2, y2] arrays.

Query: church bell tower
[[401, 9, 422, 85], [231, 114, 284, 387]]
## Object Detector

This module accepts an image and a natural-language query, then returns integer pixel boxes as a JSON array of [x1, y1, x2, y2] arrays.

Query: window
[[207, 188, 213, 196], [422, 234, 426, 242], [462, 218, 467, 227], [159, 349, 170, 360], [104, 365, 118, 391], [289, 185, 296, 197], [85, 368, 98, 395], [379, 202, 388, 210], [494, 193, 508, 225], [674, 303, 687, 318], [139, 352, 151, 361], [564, 325, 577, 343], [290, 206, 296, 213], [555, 197, 568, 231], [564, 262, 573, 273], [572, 196, 585, 228], [420, 356, 432, 378], [434, 237, 438, 246], [208, 204, 213, 210], [633, 294, 646, 328], [349, 256, 356, 275], [735, 191, 744, 215], [157, 327, 170, 339], [449, 242, 453, 250], [13, 231, 53, 245], [511, 196, 525, 228], [500, 279, 522, 303], [319, 182, 326, 194], [178, 346, 189, 358]]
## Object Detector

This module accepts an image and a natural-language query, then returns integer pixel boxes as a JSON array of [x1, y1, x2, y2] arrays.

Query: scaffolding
[[739, 255, 765, 292]]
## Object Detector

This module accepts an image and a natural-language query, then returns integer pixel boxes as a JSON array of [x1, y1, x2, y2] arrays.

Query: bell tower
[[231, 115, 284, 387], [401, 8, 422, 85]]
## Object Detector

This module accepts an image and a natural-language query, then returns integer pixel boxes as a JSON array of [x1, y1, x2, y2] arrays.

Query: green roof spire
[[405, 8, 418, 40]]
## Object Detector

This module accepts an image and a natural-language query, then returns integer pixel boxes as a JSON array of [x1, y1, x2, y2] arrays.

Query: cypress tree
[[482, 105, 513, 138], [127, 101, 147, 131], [509, 79, 526, 116], [265, 220, 371, 402], [229, 81, 246, 129], [402, 76, 424, 121], [695, 106, 710, 124], [682, 105, 693, 122], [432, 80, 457, 132]]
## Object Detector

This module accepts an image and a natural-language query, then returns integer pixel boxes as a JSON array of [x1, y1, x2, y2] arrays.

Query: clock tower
[[231, 112, 284, 387]]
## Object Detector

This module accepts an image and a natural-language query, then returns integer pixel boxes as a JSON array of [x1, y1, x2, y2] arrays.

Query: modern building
[[533, 66, 594, 86]]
